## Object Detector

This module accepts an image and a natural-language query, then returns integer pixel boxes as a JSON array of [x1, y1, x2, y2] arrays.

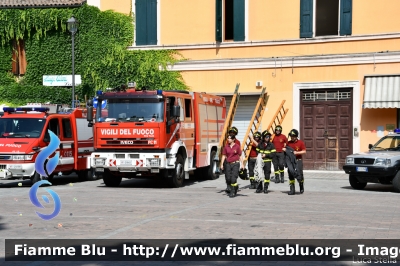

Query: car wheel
[[349, 174, 367, 190], [168, 154, 184, 188], [392, 172, 400, 193], [103, 171, 122, 187]]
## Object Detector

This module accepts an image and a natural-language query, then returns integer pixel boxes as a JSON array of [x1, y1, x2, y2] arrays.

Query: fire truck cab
[[0, 104, 95, 184], [87, 88, 226, 187]]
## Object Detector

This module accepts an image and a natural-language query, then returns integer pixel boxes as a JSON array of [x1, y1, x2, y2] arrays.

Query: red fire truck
[[87, 88, 226, 187], [0, 104, 95, 184]]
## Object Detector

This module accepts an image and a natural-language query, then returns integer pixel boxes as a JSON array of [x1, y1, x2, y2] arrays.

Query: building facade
[[94, 0, 400, 170]]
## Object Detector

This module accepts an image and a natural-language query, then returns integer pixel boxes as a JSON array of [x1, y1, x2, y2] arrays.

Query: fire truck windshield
[[0, 118, 46, 138], [96, 99, 164, 123]]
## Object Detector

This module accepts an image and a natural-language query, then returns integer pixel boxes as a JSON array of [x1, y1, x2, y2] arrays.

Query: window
[[135, 0, 157, 45], [300, 0, 352, 38], [184, 99, 192, 121], [49, 119, 60, 136], [62, 119, 72, 138], [216, 0, 245, 42], [12, 39, 27, 76]]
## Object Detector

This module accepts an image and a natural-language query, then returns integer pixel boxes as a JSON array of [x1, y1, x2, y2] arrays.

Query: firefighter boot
[[263, 181, 269, 194], [275, 174, 280, 183], [249, 178, 255, 189], [288, 181, 295, 195], [225, 182, 231, 194], [280, 172, 285, 183], [255, 182, 263, 193], [299, 180, 304, 194], [234, 184, 239, 196], [229, 185, 235, 198]]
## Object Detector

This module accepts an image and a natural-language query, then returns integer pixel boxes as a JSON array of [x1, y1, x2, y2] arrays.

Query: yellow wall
[[161, 0, 215, 45], [158, 0, 400, 45], [100, 0, 131, 14], [353, 0, 400, 35], [249, 0, 300, 41], [181, 62, 400, 149], [178, 38, 400, 60]]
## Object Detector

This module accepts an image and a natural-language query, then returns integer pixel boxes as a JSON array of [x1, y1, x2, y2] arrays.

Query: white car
[[343, 131, 400, 192]]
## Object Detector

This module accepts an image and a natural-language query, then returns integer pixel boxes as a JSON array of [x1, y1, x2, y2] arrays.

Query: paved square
[[1, 171, 399, 266]]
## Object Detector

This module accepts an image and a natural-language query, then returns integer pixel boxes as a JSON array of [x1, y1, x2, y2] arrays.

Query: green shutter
[[300, 0, 313, 38], [233, 0, 245, 41], [147, 0, 157, 45], [136, 0, 147, 45], [216, 0, 222, 42], [340, 0, 352, 35], [136, 0, 157, 45]]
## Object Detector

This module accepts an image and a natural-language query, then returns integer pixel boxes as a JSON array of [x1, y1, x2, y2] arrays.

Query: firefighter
[[271, 125, 288, 183], [284, 129, 306, 195], [224, 126, 241, 193], [248, 131, 262, 189], [255, 130, 276, 193], [228, 126, 240, 146], [220, 135, 244, 198]]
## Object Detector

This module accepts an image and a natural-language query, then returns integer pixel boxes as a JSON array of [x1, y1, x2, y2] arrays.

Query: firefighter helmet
[[228, 126, 238, 134], [262, 130, 272, 138], [238, 168, 249, 180], [275, 125, 282, 132], [288, 129, 299, 137], [253, 131, 261, 138]]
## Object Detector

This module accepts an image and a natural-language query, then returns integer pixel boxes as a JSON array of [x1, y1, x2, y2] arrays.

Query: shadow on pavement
[[0, 175, 87, 188], [341, 183, 396, 193]]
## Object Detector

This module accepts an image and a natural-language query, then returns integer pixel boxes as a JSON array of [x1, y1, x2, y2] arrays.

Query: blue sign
[[93, 98, 107, 109], [30, 130, 61, 220]]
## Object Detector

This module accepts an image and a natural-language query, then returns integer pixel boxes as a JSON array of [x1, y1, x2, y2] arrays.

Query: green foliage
[[0, 4, 187, 106]]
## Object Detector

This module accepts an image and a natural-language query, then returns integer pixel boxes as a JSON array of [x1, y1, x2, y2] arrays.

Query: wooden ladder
[[214, 84, 241, 166], [241, 87, 269, 166], [266, 100, 289, 139]]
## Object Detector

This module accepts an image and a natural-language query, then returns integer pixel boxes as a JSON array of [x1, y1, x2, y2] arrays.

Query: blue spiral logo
[[30, 130, 62, 220], [35, 130, 60, 177], [29, 180, 61, 220]]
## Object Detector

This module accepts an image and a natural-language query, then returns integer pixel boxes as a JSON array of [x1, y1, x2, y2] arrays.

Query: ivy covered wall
[[0, 4, 187, 106]]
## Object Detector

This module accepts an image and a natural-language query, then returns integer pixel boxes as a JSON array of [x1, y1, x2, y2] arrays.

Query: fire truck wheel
[[168, 154, 184, 188], [78, 169, 96, 182], [103, 172, 122, 187], [31, 172, 41, 185], [207, 150, 220, 180]]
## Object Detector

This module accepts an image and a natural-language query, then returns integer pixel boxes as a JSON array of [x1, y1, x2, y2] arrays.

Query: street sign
[[43, 75, 82, 86]]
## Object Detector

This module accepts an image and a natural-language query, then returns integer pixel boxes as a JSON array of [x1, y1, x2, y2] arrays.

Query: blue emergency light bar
[[394, 129, 400, 133], [3, 107, 49, 113], [3, 107, 15, 112], [157, 89, 163, 95]]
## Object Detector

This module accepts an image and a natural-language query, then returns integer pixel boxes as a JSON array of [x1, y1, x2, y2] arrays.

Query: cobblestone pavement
[[0, 170, 399, 266]]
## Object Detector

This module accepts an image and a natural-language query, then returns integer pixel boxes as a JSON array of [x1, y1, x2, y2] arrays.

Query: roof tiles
[[0, 0, 86, 8]]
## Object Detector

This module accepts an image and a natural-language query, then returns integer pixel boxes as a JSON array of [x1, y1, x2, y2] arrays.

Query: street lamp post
[[67, 16, 78, 108]]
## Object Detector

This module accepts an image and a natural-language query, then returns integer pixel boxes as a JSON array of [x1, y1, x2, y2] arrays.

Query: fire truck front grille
[[0, 165, 6, 169], [103, 138, 156, 146]]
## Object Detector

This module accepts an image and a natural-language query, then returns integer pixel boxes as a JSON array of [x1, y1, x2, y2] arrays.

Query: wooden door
[[301, 90, 352, 170]]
